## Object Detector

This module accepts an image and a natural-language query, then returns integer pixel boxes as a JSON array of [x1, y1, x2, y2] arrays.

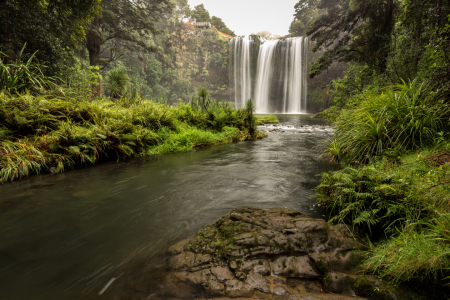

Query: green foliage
[[255, 115, 279, 125], [316, 163, 414, 234], [327, 64, 385, 110], [0, 86, 265, 183], [112, 17, 230, 102], [316, 148, 450, 231], [63, 56, 102, 100], [245, 99, 257, 136], [299, 0, 450, 79], [290, 0, 320, 36], [0, 0, 101, 73], [196, 87, 210, 109], [0, 45, 56, 94], [316, 142, 450, 286], [191, 4, 211, 22], [362, 214, 450, 285], [326, 80, 450, 163], [211, 16, 236, 37], [105, 67, 130, 99], [86, 0, 172, 67], [305, 0, 397, 76]]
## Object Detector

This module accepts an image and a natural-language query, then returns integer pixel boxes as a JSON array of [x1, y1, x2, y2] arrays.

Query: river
[[0, 115, 330, 299]]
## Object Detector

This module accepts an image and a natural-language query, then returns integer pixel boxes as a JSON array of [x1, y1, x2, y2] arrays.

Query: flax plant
[[327, 80, 450, 163], [0, 44, 56, 94]]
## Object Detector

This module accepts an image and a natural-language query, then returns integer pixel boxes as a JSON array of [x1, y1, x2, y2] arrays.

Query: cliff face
[[153, 23, 231, 101]]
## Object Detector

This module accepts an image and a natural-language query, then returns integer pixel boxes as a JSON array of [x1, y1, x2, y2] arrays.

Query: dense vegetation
[[0, 1, 276, 183], [101, 1, 234, 102], [0, 52, 270, 183], [289, 0, 450, 293], [1, 0, 235, 102]]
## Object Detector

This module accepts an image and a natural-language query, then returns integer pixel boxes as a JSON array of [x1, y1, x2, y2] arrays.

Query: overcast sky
[[187, 0, 299, 36]]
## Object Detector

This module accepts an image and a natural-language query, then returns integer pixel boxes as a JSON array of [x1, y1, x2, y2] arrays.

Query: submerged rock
[[164, 207, 404, 299]]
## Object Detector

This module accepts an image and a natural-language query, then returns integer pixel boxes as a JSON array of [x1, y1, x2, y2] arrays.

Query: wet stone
[[195, 254, 213, 265], [204, 277, 224, 295], [211, 266, 234, 283], [245, 272, 270, 293], [167, 238, 189, 255], [273, 285, 290, 295], [270, 256, 319, 278], [240, 259, 271, 276], [165, 207, 380, 300], [225, 279, 254, 298]]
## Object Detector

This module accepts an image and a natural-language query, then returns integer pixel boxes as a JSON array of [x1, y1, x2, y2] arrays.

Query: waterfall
[[230, 36, 309, 114], [254, 40, 278, 113], [230, 36, 253, 109]]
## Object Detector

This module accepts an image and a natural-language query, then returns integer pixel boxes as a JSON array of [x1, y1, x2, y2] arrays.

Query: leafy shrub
[[0, 44, 56, 94], [362, 214, 450, 285], [105, 67, 129, 99], [326, 80, 450, 163], [315, 153, 450, 236], [63, 58, 102, 100]]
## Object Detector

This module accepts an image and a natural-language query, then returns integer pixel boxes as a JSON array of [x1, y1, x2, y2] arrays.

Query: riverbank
[[0, 92, 277, 183], [316, 80, 450, 295]]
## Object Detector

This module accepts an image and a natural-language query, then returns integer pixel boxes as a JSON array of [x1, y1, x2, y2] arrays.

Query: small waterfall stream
[[230, 37, 253, 109], [254, 40, 278, 113], [230, 36, 309, 114]]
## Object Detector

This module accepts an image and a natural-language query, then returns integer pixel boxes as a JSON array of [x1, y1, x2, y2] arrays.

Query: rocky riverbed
[[163, 207, 405, 300]]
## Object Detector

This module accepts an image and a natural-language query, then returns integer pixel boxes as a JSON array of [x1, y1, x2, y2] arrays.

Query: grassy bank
[[0, 92, 275, 183], [256, 114, 279, 125], [316, 80, 450, 291]]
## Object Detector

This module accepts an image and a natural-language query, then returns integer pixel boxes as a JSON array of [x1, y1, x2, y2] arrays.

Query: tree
[[289, 0, 320, 36], [0, 0, 100, 73], [399, 0, 450, 75], [174, 0, 191, 19], [305, 0, 396, 78], [211, 16, 236, 37], [191, 4, 211, 22], [85, 0, 173, 68]]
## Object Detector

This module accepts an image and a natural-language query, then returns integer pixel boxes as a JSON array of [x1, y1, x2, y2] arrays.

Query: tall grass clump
[[105, 66, 129, 99], [0, 44, 56, 94], [255, 115, 279, 125], [362, 213, 450, 285], [326, 80, 450, 163]]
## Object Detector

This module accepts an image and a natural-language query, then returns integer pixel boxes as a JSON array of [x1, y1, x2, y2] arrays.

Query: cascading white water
[[284, 37, 308, 113], [254, 40, 279, 113], [230, 36, 252, 109], [230, 36, 309, 114]]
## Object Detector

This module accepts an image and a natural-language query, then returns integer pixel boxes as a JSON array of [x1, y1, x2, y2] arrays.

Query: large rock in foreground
[[165, 207, 393, 299]]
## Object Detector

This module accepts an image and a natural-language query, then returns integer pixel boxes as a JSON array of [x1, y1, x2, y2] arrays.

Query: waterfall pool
[[0, 115, 330, 299]]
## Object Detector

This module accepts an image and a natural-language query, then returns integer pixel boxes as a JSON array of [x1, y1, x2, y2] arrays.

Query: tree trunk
[[86, 24, 103, 97], [86, 26, 101, 66]]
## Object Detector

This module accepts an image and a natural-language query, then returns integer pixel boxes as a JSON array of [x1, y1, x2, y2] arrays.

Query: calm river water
[[0, 115, 331, 299]]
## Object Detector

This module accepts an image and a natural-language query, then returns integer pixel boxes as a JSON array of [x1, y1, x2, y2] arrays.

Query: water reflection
[[0, 115, 330, 299]]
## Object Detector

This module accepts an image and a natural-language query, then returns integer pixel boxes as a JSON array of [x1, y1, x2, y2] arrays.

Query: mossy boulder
[[165, 207, 376, 299]]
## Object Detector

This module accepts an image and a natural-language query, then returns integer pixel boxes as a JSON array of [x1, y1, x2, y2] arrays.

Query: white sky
[[187, 0, 299, 36]]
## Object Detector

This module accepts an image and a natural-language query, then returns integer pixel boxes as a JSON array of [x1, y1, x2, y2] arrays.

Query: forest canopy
[[290, 0, 450, 83], [0, 1, 236, 101]]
